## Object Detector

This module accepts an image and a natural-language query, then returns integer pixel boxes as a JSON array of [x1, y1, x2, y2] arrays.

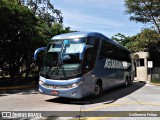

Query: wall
[[133, 52, 149, 82]]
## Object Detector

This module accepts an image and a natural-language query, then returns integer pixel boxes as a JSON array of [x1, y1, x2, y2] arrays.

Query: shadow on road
[[46, 81, 146, 105], [0, 88, 39, 96]]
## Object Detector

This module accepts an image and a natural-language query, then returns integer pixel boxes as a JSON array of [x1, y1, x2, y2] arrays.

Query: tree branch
[[142, 0, 160, 33]]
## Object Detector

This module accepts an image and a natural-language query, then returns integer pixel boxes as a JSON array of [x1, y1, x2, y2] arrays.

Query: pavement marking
[[137, 101, 160, 107], [78, 100, 160, 120], [85, 117, 110, 120], [82, 101, 160, 112], [82, 104, 122, 111], [82, 101, 139, 112], [69, 117, 110, 120]]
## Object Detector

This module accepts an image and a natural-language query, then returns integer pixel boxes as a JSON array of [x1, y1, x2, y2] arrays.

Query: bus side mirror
[[34, 47, 46, 61]]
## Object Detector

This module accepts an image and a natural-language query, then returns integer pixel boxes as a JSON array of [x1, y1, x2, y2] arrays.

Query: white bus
[[35, 32, 133, 99]]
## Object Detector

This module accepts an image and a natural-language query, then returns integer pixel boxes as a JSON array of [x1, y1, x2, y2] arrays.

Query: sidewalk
[[0, 77, 38, 92]]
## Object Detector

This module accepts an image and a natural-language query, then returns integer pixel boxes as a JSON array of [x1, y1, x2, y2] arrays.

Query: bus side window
[[89, 37, 100, 63], [82, 49, 93, 74], [87, 37, 100, 57], [99, 40, 115, 59], [113, 47, 130, 62], [82, 37, 100, 74]]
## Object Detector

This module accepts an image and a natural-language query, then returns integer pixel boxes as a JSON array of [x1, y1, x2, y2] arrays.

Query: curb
[[149, 83, 160, 86], [0, 84, 37, 91]]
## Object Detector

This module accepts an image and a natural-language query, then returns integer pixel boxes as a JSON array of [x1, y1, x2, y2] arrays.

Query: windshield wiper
[[45, 51, 66, 79], [56, 41, 67, 79], [45, 52, 59, 78], [56, 55, 66, 79], [45, 61, 57, 78]]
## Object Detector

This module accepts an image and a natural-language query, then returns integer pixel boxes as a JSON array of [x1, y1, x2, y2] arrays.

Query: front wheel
[[93, 82, 102, 98], [124, 77, 129, 87]]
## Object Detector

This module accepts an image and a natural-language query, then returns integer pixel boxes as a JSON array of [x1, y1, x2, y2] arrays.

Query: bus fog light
[[71, 91, 77, 96]]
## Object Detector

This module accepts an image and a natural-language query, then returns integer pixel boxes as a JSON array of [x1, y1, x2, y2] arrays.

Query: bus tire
[[93, 81, 102, 98], [128, 76, 132, 85], [124, 77, 129, 87]]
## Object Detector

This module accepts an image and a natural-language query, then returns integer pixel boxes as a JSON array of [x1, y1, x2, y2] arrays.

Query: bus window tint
[[82, 49, 93, 74], [82, 37, 100, 74], [100, 40, 115, 59], [100, 40, 130, 62]]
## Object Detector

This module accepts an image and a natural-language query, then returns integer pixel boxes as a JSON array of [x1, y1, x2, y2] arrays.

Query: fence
[[151, 67, 160, 80]]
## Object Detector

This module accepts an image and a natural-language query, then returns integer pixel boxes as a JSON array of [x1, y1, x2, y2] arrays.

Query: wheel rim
[[94, 84, 100, 95], [125, 79, 128, 86]]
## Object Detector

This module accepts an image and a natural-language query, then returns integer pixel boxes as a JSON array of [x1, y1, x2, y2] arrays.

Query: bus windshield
[[40, 38, 86, 79]]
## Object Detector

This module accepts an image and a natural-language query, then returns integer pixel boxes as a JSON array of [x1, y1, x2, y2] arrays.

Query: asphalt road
[[0, 81, 160, 120]]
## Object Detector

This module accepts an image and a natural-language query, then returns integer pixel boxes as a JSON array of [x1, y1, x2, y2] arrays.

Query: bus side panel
[[82, 72, 95, 97], [92, 58, 130, 90], [92, 58, 117, 90]]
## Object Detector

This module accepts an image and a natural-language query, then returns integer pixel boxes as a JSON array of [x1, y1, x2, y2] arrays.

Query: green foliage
[[111, 33, 131, 46], [126, 29, 160, 52], [112, 29, 160, 52], [151, 78, 160, 84], [0, 0, 38, 78], [0, 0, 72, 80], [51, 23, 71, 36], [124, 0, 160, 33], [19, 0, 63, 26], [112, 29, 160, 66]]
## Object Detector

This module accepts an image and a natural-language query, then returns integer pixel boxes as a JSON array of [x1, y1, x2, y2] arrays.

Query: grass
[[151, 78, 160, 84]]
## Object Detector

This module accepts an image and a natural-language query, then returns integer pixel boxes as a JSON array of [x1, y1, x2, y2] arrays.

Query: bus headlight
[[72, 83, 79, 87], [39, 80, 44, 85], [68, 81, 83, 88]]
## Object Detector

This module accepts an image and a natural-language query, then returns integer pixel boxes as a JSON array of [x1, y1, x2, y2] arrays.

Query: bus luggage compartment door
[[82, 73, 94, 97]]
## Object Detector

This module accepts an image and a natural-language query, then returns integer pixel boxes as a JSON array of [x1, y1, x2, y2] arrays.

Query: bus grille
[[42, 84, 68, 90]]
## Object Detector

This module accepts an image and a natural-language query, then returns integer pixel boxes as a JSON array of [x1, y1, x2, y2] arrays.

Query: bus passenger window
[[100, 40, 112, 58], [82, 49, 94, 74]]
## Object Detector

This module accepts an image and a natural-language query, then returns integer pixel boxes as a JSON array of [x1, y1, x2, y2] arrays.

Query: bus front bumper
[[39, 84, 83, 99]]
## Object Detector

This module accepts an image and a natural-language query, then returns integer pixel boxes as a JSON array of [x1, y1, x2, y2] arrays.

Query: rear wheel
[[93, 82, 102, 97], [128, 76, 132, 85]]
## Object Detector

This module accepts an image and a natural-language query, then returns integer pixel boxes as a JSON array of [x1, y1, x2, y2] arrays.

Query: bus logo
[[104, 58, 124, 69]]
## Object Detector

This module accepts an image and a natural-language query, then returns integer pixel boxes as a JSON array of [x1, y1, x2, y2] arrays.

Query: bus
[[34, 32, 134, 99]]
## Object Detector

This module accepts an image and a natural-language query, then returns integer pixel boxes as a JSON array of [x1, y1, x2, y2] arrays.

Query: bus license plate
[[51, 90, 59, 95]]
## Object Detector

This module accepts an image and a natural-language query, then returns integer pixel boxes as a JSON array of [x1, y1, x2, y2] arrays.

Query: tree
[[112, 29, 160, 52], [51, 23, 71, 36], [124, 0, 160, 33], [112, 29, 160, 66], [0, 0, 72, 80], [111, 33, 131, 46], [0, 0, 38, 80], [19, 0, 63, 27]]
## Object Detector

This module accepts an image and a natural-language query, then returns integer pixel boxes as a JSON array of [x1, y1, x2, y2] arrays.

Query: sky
[[51, 0, 146, 38]]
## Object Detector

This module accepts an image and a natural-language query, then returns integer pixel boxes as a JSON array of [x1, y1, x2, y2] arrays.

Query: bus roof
[[51, 32, 131, 53]]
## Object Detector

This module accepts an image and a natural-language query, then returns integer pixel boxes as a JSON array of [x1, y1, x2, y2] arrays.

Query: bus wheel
[[93, 82, 102, 97], [128, 77, 132, 85], [124, 77, 129, 87]]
